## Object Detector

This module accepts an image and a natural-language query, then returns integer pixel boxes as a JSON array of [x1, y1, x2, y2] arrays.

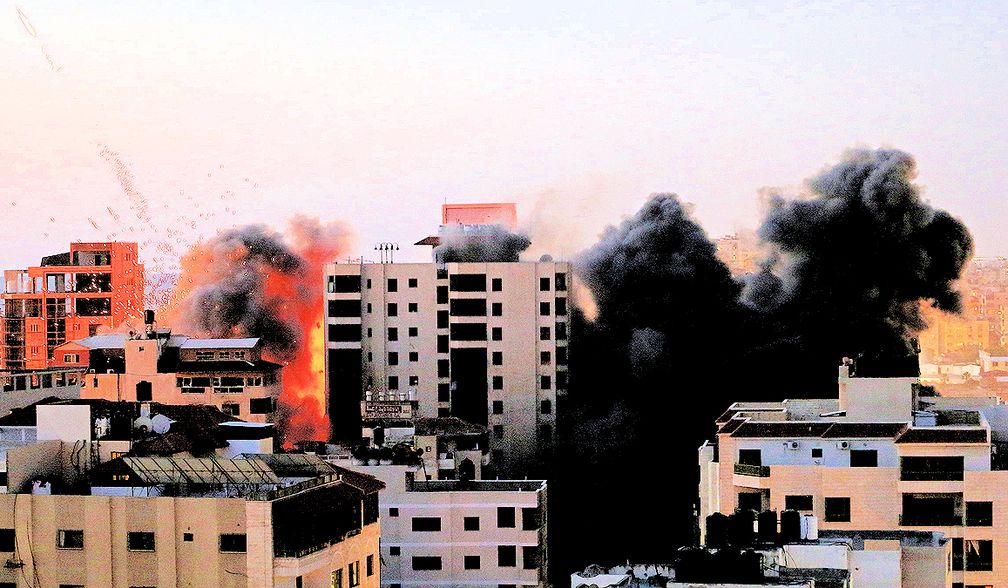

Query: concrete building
[[0, 242, 144, 370], [699, 358, 1008, 587], [349, 463, 547, 588], [324, 259, 570, 475], [51, 329, 282, 424], [572, 530, 949, 587], [0, 366, 84, 416], [360, 416, 490, 481]]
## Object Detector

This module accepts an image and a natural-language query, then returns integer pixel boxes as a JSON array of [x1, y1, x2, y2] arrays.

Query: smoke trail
[[434, 224, 531, 262], [161, 217, 352, 443], [743, 148, 973, 361]]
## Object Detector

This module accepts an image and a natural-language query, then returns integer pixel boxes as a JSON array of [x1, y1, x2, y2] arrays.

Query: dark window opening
[[824, 497, 851, 522]]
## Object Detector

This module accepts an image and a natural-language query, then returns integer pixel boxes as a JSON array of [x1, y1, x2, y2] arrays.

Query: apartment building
[[360, 416, 490, 481], [0, 242, 144, 370], [0, 367, 84, 415], [699, 359, 1008, 587], [324, 260, 570, 475], [50, 328, 282, 423], [0, 454, 382, 588], [349, 464, 547, 588]]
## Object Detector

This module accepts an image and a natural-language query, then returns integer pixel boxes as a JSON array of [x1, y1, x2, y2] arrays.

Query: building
[[918, 304, 990, 361], [360, 416, 490, 480], [51, 328, 282, 424], [699, 358, 1008, 587], [713, 234, 758, 276], [0, 366, 84, 416], [572, 529, 949, 587], [349, 463, 547, 588], [324, 259, 570, 475], [0, 241, 144, 370], [442, 203, 518, 229]]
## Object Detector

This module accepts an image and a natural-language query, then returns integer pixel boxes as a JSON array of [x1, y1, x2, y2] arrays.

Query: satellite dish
[[539, 254, 553, 262], [151, 414, 173, 435], [133, 416, 153, 433]]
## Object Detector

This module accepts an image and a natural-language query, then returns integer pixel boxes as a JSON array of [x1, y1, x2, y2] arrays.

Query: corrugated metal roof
[[179, 338, 260, 349], [72, 334, 127, 349], [120, 456, 280, 485]]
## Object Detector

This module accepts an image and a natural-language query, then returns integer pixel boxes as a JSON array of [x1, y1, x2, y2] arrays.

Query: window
[[407, 327, 418, 338], [850, 449, 878, 467], [540, 400, 552, 414], [738, 449, 761, 466], [539, 277, 550, 291], [367, 554, 374, 576], [492, 351, 503, 365], [540, 351, 551, 365], [464, 516, 479, 531], [63, 353, 79, 363], [221, 403, 240, 417], [367, 303, 372, 313], [738, 492, 762, 512], [388, 327, 398, 341], [555, 272, 567, 290], [411, 517, 441, 532], [388, 303, 398, 316], [437, 334, 449, 353], [449, 274, 487, 292], [539, 302, 550, 316], [491, 278, 502, 291], [57, 529, 84, 549], [388, 376, 399, 390], [522, 546, 540, 569], [250, 397, 274, 414], [329, 275, 361, 293], [785, 495, 814, 512], [438, 407, 450, 417], [539, 327, 550, 340], [556, 297, 567, 315], [450, 298, 487, 316], [540, 375, 551, 389], [408, 278, 418, 288], [491, 327, 502, 341], [498, 507, 516, 528], [328, 299, 362, 317], [464, 555, 480, 569], [348, 560, 361, 587], [491, 302, 502, 316], [331, 570, 342, 588], [127, 531, 155, 551], [389, 508, 399, 517], [556, 322, 567, 340], [557, 372, 568, 389], [437, 310, 449, 328], [900, 456, 963, 480], [953, 538, 964, 571], [437, 286, 449, 304], [498, 545, 517, 567], [388, 352, 399, 366], [0, 529, 14, 552], [412, 556, 442, 571], [219, 533, 247, 553], [492, 400, 504, 414], [824, 497, 851, 522], [196, 350, 215, 361], [522, 507, 540, 530], [438, 360, 450, 378], [183, 533, 193, 542], [408, 302, 418, 313], [328, 324, 362, 342], [966, 501, 993, 526], [408, 375, 419, 386], [811, 448, 823, 459], [438, 384, 450, 402], [493, 376, 504, 390], [965, 539, 993, 571], [493, 425, 504, 439], [557, 346, 568, 365], [388, 278, 398, 292], [389, 546, 400, 555], [450, 323, 487, 341]]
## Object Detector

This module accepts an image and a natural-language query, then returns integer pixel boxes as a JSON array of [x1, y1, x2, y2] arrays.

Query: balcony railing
[[733, 463, 770, 477], [899, 513, 963, 526]]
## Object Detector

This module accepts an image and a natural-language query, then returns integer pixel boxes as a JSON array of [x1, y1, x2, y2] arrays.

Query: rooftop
[[179, 338, 260, 349], [407, 478, 545, 493]]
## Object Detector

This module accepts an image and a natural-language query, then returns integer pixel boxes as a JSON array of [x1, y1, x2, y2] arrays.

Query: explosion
[[158, 216, 352, 445]]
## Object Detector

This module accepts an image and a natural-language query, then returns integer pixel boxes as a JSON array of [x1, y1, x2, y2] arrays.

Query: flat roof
[[895, 427, 989, 444], [179, 338, 260, 349]]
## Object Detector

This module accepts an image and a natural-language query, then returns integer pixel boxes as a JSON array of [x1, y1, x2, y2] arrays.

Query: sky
[[2, 1, 1007, 273]]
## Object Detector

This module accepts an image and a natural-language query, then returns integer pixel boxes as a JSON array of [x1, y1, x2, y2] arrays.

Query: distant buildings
[[324, 205, 569, 475], [714, 234, 759, 276], [52, 327, 282, 424], [700, 359, 1008, 587], [0, 241, 144, 370]]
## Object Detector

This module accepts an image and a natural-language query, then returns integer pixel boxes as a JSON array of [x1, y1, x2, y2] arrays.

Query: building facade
[[699, 361, 1008, 587], [51, 331, 282, 424], [350, 464, 547, 588], [325, 260, 570, 475], [0, 242, 144, 370]]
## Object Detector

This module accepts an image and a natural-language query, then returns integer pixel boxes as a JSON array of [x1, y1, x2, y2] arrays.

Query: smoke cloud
[[160, 216, 352, 444], [434, 224, 531, 262]]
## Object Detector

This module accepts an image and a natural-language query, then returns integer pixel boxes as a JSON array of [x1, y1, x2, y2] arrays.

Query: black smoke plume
[[550, 149, 973, 580], [434, 224, 531, 262], [180, 225, 303, 358]]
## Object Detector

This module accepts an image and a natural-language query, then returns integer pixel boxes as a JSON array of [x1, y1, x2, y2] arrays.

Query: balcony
[[899, 513, 963, 526], [899, 470, 963, 481], [733, 463, 770, 477]]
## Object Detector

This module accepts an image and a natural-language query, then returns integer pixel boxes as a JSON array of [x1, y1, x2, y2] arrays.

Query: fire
[[157, 217, 352, 447]]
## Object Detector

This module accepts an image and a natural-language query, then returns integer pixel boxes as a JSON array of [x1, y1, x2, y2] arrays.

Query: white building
[[349, 463, 547, 588], [325, 260, 570, 475]]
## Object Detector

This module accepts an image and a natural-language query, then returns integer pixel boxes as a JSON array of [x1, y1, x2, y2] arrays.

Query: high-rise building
[[0, 242, 144, 370], [699, 359, 1008, 587], [324, 259, 570, 475]]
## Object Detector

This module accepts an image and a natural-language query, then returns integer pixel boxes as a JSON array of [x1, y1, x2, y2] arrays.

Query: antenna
[[374, 242, 400, 264]]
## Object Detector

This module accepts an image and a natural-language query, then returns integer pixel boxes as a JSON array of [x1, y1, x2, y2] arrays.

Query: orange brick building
[[0, 242, 144, 371]]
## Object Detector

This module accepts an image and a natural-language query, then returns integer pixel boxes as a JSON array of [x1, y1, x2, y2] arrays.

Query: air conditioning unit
[[785, 441, 801, 450], [836, 441, 850, 450]]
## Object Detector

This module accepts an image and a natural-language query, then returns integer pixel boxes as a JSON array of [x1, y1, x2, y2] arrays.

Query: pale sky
[[3, 1, 1006, 273]]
